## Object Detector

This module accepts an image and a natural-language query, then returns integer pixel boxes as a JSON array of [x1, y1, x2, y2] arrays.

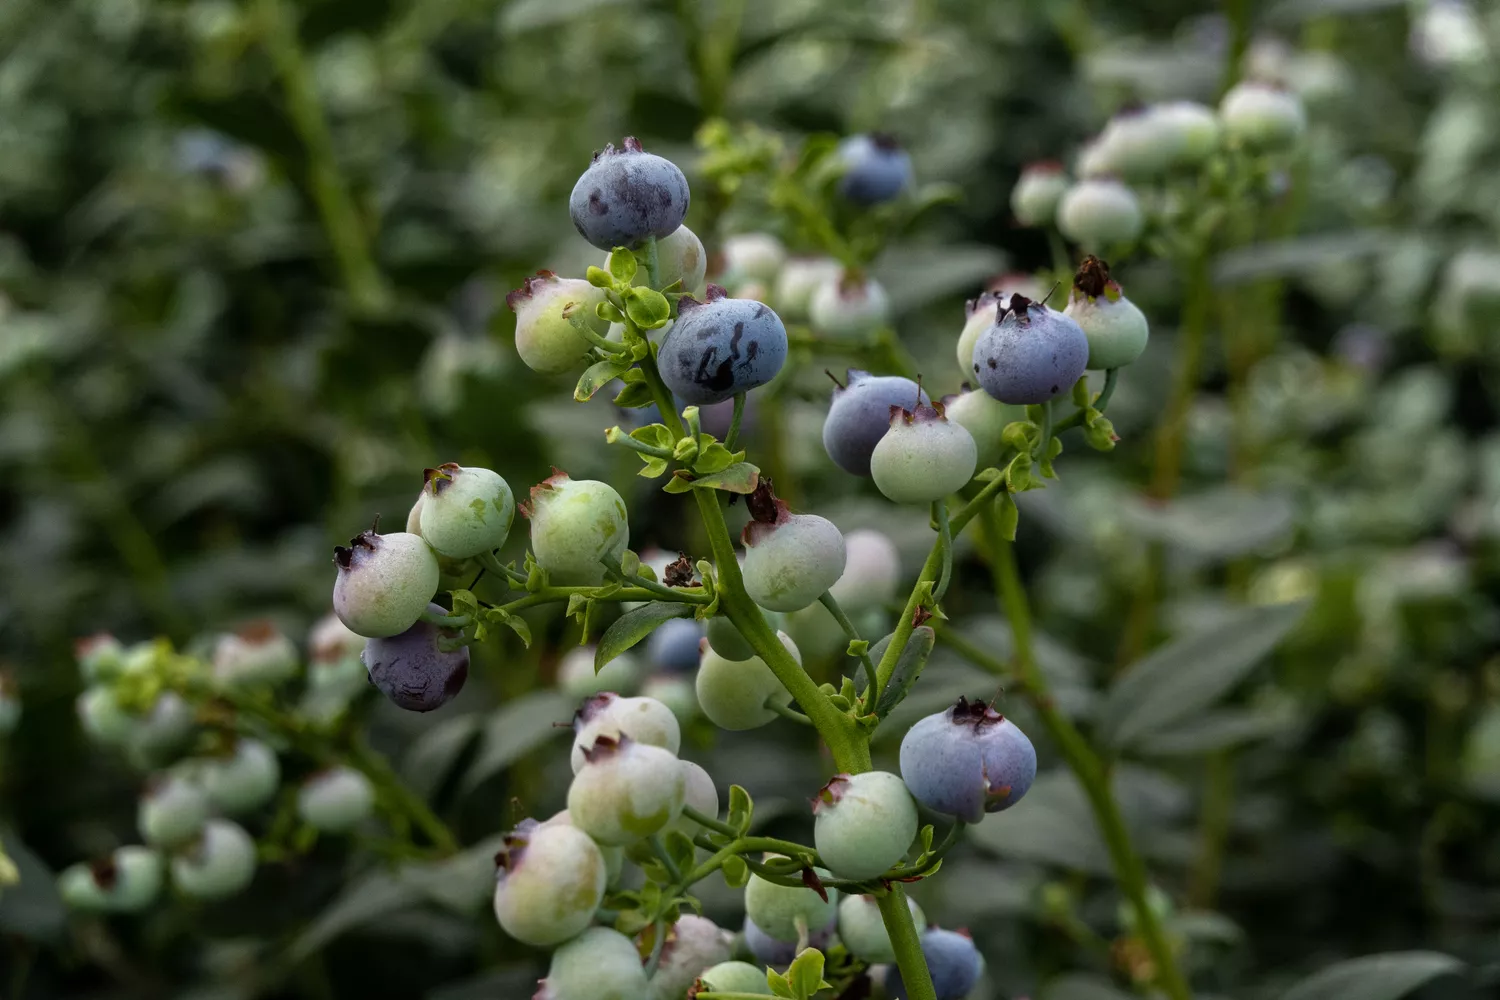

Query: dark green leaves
[[1280, 952, 1464, 1000], [595, 601, 693, 671]]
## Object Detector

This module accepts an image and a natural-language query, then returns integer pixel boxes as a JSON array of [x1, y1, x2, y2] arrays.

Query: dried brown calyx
[[423, 463, 462, 496], [812, 773, 852, 813], [332, 530, 379, 571], [949, 695, 1005, 729], [505, 270, 559, 312], [678, 284, 729, 315], [663, 554, 697, 588], [1073, 255, 1114, 299]]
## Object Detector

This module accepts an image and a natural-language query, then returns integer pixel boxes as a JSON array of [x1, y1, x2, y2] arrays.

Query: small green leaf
[[689, 462, 760, 494], [722, 855, 750, 888], [787, 948, 829, 998], [585, 265, 614, 288], [662, 471, 697, 493], [566, 593, 590, 621], [876, 625, 935, 717], [631, 423, 675, 450], [693, 440, 742, 475], [620, 550, 641, 577], [673, 436, 701, 464], [1280, 951, 1464, 1000], [766, 968, 795, 999], [523, 553, 545, 591], [607, 248, 637, 283], [727, 785, 754, 834], [996, 493, 1020, 540], [596, 300, 624, 323], [625, 287, 672, 329], [449, 589, 480, 618], [662, 830, 697, 874], [497, 612, 531, 648], [638, 457, 669, 478], [846, 639, 869, 658], [1071, 377, 1091, 407], [575, 357, 634, 401], [613, 380, 656, 408], [920, 824, 935, 853], [1001, 420, 1038, 451], [596, 602, 694, 671]]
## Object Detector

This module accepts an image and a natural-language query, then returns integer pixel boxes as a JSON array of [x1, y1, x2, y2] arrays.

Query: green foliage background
[[2, 0, 1499, 998]]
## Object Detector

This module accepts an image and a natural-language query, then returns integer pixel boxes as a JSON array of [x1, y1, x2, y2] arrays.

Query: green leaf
[[575, 357, 635, 401], [613, 380, 656, 408], [1121, 486, 1296, 558], [0, 827, 65, 943], [566, 593, 590, 622], [996, 493, 1019, 541], [585, 264, 615, 288], [876, 626, 935, 717], [662, 830, 697, 875], [693, 440, 742, 475], [662, 471, 697, 494], [727, 784, 754, 834], [766, 968, 795, 999], [461, 691, 574, 793], [690, 462, 761, 494], [673, 435, 701, 464], [1135, 705, 1296, 756], [484, 608, 532, 648], [787, 948, 830, 998], [722, 855, 750, 888], [291, 870, 423, 960], [596, 602, 694, 671], [1100, 601, 1308, 750], [638, 456, 669, 478], [606, 248, 637, 283], [846, 639, 869, 658], [1280, 952, 1464, 1000], [631, 423, 675, 450], [625, 287, 672, 329]]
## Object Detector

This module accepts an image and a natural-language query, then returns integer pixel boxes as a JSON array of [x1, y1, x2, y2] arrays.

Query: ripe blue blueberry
[[838, 894, 927, 964], [899, 696, 1038, 822], [740, 484, 846, 613], [885, 928, 983, 1000], [506, 270, 610, 374], [1056, 178, 1144, 248], [828, 529, 901, 614], [870, 403, 979, 504], [524, 471, 630, 586], [569, 137, 690, 251], [942, 386, 1023, 469], [743, 860, 838, 943], [808, 271, 890, 338], [297, 767, 375, 833], [646, 617, 704, 674], [1064, 256, 1150, 370], [360, 603, 470, 712], [197, 738, 281, 816], [972, 293, 1089, 405], [57, 847, 163, 913], [559, 644, 641, 699], [536, 926, 651, 1000], [696, 633, 799, 731], [645, 914, 734, 1000], [823, 369, 930, 476], [812, 771, 919, 879], [417, 463, 515, 559], [332, 530, 440, 639], [493, 819, 608, 947], [743, 913, 837, 966], [1011, 161, 1069, 227], [657, 285, 788, 405], [570, 692, 682, 773], [138, 773, 210, 849], [212, 620, 298, 688], [567, 735, 686, 845], [835, 133, 913, 205], [170, 819, 257, 900]]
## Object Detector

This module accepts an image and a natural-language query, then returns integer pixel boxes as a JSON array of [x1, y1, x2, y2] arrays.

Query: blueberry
[[665, 759, 720, 837], [646, 617, 703, 674], [537, 926, 651, 1000], [360, 603, 470, 712], [138, 773, 210, 849], [77, 685, 137, 745], [494, 820, 608, 947], [538, 809, 624, 887], [1219, 82, 1306, 149], [704, 609, 783, 661], [884, 928, 983, 1000], [644, 914, 734, 1000], [743, 913, 836, 966], [838, 894, 926, 965], [740, 484, 846, 613], [307, 612, 365, 667], [697, 960, 774, 995], [835, 133, 913, 205], [808, 271, 890, 338], [657, 285, 788, 405], [417, 463, 515, 559], [641, 672, 698, 723], [74, 633, 125, 683], [813, 771, 919, 879], [569, 137, 691, 251], [506, 270, 610, 374], [823, 369, 929, 476], [899, 696, 1037, 822], [828, 529, 901, 614], [170, 819, 257, 901], [57, 847, 163, 913], [131, 691, 197, 758], [523, 471, 630, 586], [1057, 178, 1144, 248], [743, 860, 838, 943], [720, 232, 788, 288], [297, 767, 375, 833], [559, 644, 641, 699], [332, 530, 440, 639], [212, 620, 298, 688], [972, 293, 1089, 405], [567, 735, 686, 845], [942, 386, 1023, 470], [1063, 256, 1150, 370], [1095, 107, 1178, 179], [1155, 101, 1220, 165], [1011, 161, 1069, 227], [569, 692, 682, 773], [696, 632, 799, 731], [197, 738, 281, 816], [870, 403, 979, 505], [773, 257, 843, 322]]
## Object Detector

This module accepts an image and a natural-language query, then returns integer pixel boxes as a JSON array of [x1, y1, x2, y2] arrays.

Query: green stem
[[978, 514, 1190, 1000], [818, 591, 877, 693], [256, 0, 389, 314], [571, 314, 630, 355], [650, 834, 682, 883], [763, 698, 812, 726], [346, 734, 459, 854], [499, 584, 710, 616], [725, 392, 746, 450], [1149, 254, 1212, 501], [681, 805, 738, 838], [1096, 367, 1120, 412], [420, 610, 470, 628], [1047, 227, 1073, 288], [1188, 751, 1235, 908], [605, 427, 674, 460], [932, 499, 954, 601], [878, 888, 936, 1000], [644, 235, 661, 289]]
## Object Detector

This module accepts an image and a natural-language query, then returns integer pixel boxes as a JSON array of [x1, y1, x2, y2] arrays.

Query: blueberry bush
[[3, 2, 1500, 1000]]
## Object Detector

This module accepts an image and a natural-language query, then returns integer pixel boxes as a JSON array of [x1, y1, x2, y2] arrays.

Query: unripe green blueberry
[[743, 859, 838, 943], [131, 692, 198, 759], [1219, 81, 1306, 150], [332, 530, 440, 639], [942, 387, 1023, 469], [838, 894, 927, 964], [609, 224, 707, 296], [740, 485, 846, 613], [537, 926, 650, 1000], [1064, 256, 1149, 370], [641, 673, 698, 723], [871, 403, 978, 505], [0, 674, 18, 735], [1056, 178, 1144, 248], [720, 232, 787, 288], [75, 633, 125, 683], [212, 620, 298, 688], [297, 767, 375, 833], [809, 271, 890, 338], [1010, 161, 1068, 226], [1075, 135, 1119, 179], [1156, 100, 1220, 165], [58, 847, 163, 913], [170, 819, 257, 900], [138, 773, 210, 849], [666, 759, 720, 837], [773, 257, 842, 321], [697, 961, 773, 995], [416, 463, 515, 559], [570, 693, 682, 773], [812, 772, 919, 879], [307, 611, 365, 667], [1096, 108, 1177, 180], [957, 291, 1002, 378], [524, 471, 630, 586], [695, 633, 799, 731], [494, 820, 608, 947], [567, 736, 686, 845], [539, 809, 625, 886], [77, 685, 138, 745], [704, 609, 783, 661], [506, 270, 609, 374], [828, 529, 901, 613], [559, 644, 641, 699], [647, 914, 734, 1000], [197, 738, 281, 816]]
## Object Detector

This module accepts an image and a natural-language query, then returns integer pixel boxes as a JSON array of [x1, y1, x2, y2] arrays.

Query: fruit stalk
[[877, 888, 938, 1000]]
